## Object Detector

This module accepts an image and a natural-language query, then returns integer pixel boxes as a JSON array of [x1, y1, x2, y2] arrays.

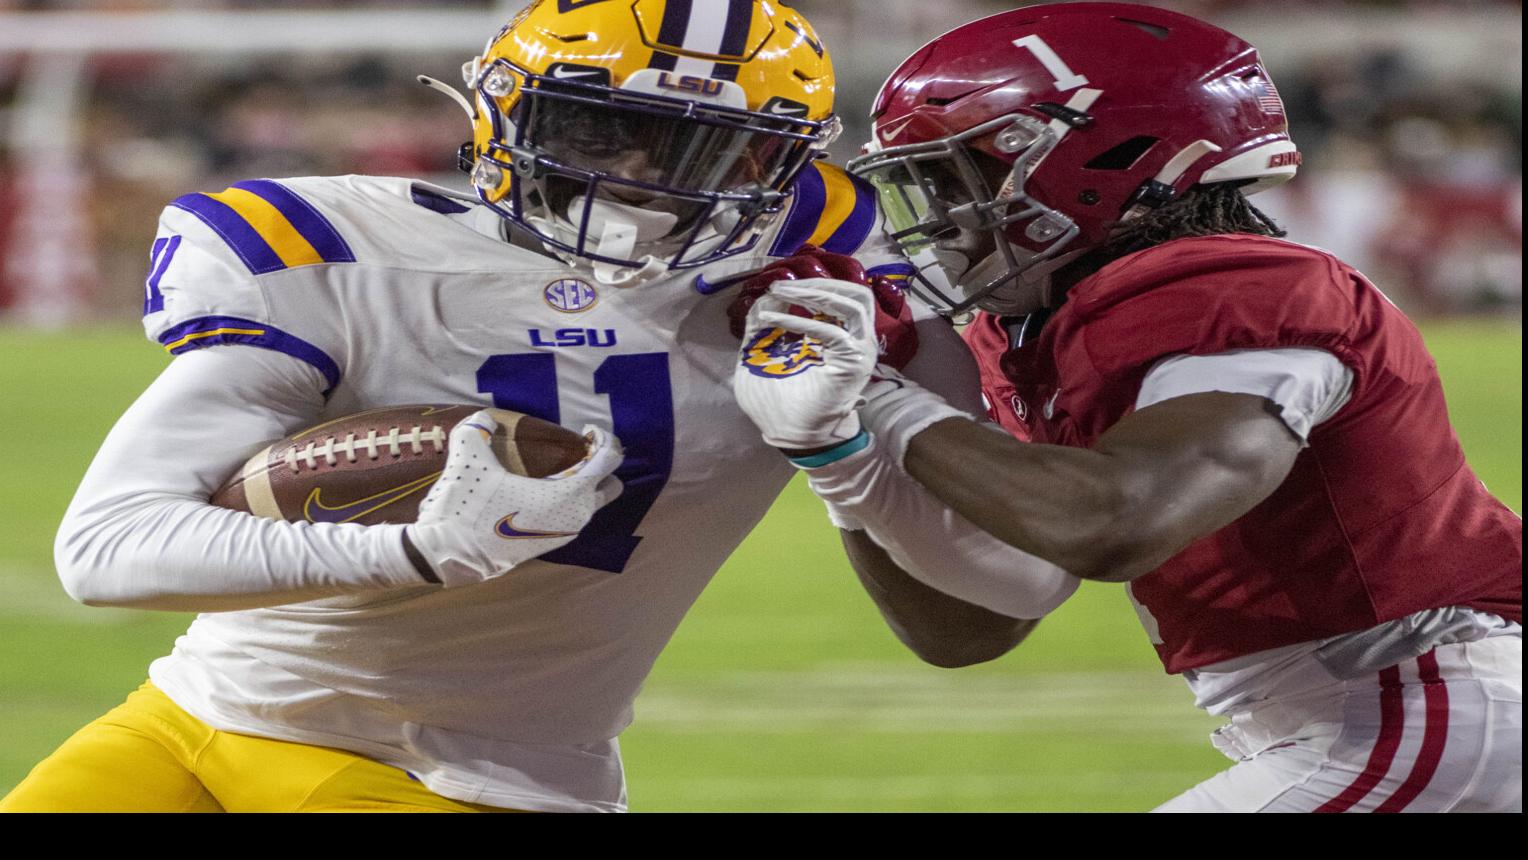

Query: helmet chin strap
[[957, 243, 1095, 315], [546, 198, 679, 286], [962, 247, 1049, 315]]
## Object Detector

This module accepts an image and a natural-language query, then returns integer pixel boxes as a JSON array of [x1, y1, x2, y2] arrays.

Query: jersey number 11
[[477, 352, 674, 574]]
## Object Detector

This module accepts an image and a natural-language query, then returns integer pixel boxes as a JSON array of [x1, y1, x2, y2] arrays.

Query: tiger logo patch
[[741, 326, 824, 378]]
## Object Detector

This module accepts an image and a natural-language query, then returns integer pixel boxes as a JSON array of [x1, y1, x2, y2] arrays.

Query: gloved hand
[[726, 245, 919, 370], [734, 279, 880, 451], [407, 411, 623, 586]]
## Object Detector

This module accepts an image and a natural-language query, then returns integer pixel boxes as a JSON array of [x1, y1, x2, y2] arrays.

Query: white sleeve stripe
[[1136, 348, 1354, 445]]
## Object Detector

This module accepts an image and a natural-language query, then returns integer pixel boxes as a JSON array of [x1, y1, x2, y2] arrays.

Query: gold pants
[[2, 682, 512, 812]]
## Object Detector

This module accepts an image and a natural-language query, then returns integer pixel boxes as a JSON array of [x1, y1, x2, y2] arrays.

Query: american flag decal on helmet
[[1253, 77, 1285, 115]]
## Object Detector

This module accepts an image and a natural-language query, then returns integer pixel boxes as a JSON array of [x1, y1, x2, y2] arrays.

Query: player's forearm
[[55, 496, 422, 611], [806, 435, 1079, 617], [56, 345, 425, 611], [903, 418, 1144, 580], [903, 394, 1302, 582], [842, 529, 1038, 667]]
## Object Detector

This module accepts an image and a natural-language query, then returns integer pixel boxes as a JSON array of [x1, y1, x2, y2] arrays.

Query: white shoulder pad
[[277, 175, 557, 273], [142, 177, 360, 395]]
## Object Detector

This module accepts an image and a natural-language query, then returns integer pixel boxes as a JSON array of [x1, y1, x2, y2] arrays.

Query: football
[[211, 405, 589, 525]]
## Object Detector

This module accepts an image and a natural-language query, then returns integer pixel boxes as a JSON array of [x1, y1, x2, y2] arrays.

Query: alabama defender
[[736, 3, 1521, 812]]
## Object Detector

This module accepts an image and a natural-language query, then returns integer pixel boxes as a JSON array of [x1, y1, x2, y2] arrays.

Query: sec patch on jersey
[[212, 405, 589, 525]]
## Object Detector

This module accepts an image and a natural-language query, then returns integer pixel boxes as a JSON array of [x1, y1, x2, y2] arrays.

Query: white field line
[[634, 770, 1211, 803], [0, 561, 138, 624], [635, 667, 1221, 739]]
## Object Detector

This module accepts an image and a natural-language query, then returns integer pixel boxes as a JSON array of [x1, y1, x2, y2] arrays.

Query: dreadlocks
[[1051, 183, 1287, 299], [1103, 182, 1287, 258]]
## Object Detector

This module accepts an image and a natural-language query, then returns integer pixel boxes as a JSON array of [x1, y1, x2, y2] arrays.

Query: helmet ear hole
[[1084, 136, 1160, 171], [1114, 18, 1171, 40]]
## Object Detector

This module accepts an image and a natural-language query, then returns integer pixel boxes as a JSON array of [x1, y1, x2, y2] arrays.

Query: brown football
[[211, 405, 589, 525]]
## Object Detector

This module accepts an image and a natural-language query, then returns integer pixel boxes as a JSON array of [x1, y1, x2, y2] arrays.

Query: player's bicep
[[141, 197, 346, 396], [73, 346, 327, 505], [1089, 391, 1302, 581], [55, 346, 423, 611]]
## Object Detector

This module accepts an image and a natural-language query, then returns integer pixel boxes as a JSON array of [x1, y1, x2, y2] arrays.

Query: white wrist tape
[[803, 434, 1079, 619]]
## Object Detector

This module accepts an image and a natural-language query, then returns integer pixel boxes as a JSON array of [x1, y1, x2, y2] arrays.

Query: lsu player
[[3, 0, 1068, 813], [733, 4, 1521, 811]]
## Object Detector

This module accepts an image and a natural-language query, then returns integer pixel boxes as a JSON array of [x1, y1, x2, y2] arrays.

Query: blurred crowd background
[[0, 0, 1521, 323]]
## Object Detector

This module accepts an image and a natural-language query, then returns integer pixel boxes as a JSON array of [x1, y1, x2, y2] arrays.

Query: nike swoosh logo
[[878, 116, 916, 141], [496, 513, 581, 540], [304, 473, 441, 524], [550, 68, 600, 79], [1044, 389, 1061, 419], [767, 102, 808, 116]]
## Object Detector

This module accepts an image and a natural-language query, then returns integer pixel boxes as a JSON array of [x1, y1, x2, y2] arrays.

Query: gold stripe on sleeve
[[205, 187, 325, 269]]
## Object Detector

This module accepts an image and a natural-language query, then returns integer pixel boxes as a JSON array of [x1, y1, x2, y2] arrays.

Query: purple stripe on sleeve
[[866, 262, 917, 280], [170, 194, 285, 275], [159, 315, 342, 396], [821, 170, 878, 255], [410, 186, 471, 215], [767, 164, 828, 257], [143, 235, 181, 315], [233, 180, 356, 264]]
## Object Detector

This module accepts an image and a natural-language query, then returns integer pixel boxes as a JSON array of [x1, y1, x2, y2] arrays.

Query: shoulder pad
[[1074, 235, 1347, 320], [168, 179, 356, 275], [768, 161, 878, 257], [142, 188, 347, 396], [1070, 235, 1356, 380]]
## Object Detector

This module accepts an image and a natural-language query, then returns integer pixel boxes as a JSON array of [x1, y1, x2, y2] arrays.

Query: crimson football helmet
[[847, 3, 1300, 315]]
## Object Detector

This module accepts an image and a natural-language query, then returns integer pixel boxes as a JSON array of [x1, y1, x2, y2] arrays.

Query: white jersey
[[123, 167, 904, 811]]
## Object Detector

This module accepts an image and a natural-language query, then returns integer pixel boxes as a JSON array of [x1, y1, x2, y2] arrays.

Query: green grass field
[[0, 320, 1519, 811]]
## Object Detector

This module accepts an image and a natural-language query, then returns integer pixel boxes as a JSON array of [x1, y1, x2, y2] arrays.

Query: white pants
[[1157, 636, 1521, 812]]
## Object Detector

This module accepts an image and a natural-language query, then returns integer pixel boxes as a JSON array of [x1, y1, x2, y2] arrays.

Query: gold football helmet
[[439, 0, 838, 278]]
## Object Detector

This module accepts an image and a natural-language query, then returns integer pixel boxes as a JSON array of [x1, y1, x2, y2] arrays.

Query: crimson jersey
[[964, 235, 1522, 673]]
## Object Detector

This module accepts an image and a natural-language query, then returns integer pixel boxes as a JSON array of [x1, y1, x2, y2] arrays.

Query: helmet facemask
[[850, 113, 1081, 316], [853, 5, 1303, 317], [469, 59, 836, 279]]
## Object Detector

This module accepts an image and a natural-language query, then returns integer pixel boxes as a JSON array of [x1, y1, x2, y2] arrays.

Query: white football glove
[[407, 410, 623, 587], [733, 278, 879, 450]]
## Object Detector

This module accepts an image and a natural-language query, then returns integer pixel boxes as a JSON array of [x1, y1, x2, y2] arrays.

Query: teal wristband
[[787, 430, 872, 469]]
